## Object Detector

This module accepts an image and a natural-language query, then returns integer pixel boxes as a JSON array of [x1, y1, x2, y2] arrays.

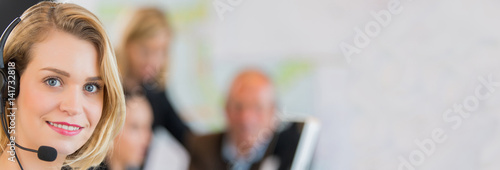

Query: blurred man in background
[[188, 69, 300, 170]]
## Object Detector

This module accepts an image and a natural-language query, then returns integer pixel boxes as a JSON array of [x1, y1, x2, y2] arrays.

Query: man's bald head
[[227, 70, 275, 104], [225, 69, 277, 156]]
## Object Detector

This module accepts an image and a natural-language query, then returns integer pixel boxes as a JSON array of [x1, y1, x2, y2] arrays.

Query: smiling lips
[[46, 121, 83, 136]]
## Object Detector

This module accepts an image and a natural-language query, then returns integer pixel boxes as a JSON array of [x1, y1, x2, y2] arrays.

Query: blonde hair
[[0, 1, 125, 169], [115, 7, 171, 90]]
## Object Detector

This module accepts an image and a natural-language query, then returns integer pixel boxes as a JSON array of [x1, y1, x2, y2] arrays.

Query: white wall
[[67, 0, 500, 169]]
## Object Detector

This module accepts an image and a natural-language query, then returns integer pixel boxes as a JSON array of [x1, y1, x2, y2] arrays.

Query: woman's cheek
[[23, 82, 59, 116], [87, 105, 102, 129], [84, 94, 103, 135]]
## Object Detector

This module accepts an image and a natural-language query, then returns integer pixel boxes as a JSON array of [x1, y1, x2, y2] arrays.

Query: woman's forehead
[[27, 30, 101, 78]]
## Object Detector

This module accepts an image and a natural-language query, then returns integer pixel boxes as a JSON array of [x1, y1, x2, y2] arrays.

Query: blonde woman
[[0, 1, 125, 170], [116, 7, 191, 146]]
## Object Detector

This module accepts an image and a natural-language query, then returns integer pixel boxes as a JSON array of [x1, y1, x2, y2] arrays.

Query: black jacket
[[144, 87, 191, 147]]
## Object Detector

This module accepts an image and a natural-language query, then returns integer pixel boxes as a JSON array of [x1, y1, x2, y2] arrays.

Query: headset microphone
[[16, 144, 58, 162], [0, 17, 58, 169]]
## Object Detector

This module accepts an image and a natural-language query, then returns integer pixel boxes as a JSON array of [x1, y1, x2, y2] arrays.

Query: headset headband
[[0, 17, 21, 69]]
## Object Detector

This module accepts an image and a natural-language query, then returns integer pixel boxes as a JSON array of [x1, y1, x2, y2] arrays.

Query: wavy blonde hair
[[115, 7, 172, 90], [0, 1, 125, 169]]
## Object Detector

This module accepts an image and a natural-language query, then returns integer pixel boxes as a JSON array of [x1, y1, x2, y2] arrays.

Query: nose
[[150, 51, 164, 69], [59, 85, 84, 116], [238, 109, 258, 129], [147, 58, 161, 73]]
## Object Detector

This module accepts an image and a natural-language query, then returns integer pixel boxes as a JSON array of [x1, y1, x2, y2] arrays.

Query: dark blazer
[[188, 123, 302, 170], [144, 87, 191, 147]]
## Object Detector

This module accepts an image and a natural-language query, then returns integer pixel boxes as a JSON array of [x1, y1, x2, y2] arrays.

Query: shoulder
[[187, 132, 224, 153], [187, 132, 226, 170]]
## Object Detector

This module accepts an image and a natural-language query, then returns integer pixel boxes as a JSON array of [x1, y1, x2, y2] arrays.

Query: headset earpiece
[[1, 18, 21, 103], [0, 70, 6, 102], [1, 65, 20, 101]]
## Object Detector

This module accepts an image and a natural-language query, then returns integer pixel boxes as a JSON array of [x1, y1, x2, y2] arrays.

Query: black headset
[[0, 17, 57, 170], [0, 17, 20, 99]]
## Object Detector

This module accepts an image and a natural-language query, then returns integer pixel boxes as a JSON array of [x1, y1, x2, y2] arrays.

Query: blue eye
[[84, 83, 100, 93], [45, 78, 61, 87]]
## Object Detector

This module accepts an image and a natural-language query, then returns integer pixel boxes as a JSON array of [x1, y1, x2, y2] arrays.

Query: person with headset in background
[[104, 90, 154, 170], [0, 1, 125, 170], [115, 7, 192, 146]]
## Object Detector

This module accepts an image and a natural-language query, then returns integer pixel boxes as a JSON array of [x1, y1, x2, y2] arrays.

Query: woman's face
[[126, 30, 169, 84], [113, 96, 153, 167], [15, 29, 104, 156]]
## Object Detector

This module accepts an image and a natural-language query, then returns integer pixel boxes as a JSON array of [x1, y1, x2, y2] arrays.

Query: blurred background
[[4, 0, 500, 169], [74, 0, 500, 169]]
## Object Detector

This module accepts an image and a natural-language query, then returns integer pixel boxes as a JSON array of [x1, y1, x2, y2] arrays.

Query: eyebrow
[[86, 77, 102, 81], [41, 67, 70, 77], [41, 67, 102, 81]]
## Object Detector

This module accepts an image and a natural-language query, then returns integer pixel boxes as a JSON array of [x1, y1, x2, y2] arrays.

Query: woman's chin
[[51, 142, 85, 156]]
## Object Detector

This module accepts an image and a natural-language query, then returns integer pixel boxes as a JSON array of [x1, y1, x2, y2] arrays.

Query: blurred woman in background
[[106, 91, 154, 170], [115, 7, 191, 146]]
